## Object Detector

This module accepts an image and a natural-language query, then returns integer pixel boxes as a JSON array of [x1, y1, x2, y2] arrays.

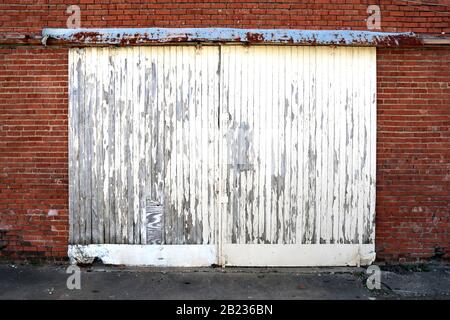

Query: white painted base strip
[[68, 244, 217, 267], [222, 244, 376, 267], [68, 244, 375, 267]]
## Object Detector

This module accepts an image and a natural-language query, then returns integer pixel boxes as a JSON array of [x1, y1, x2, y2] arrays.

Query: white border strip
[[223, 244, 376, 267], [69, 244, 375, 267], [68, 244, 217, 267]]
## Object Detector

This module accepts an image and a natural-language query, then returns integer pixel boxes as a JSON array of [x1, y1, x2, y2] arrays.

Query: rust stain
[[338, 37, 347, 45], [72, 31, 102, 41], [246, 32, 265, 43], [166, 35, 190, 42], [0, 33, 42, 45], [38, 28, 440, 48], [285, 37, 295, 44], [371, 34, 424, 47]]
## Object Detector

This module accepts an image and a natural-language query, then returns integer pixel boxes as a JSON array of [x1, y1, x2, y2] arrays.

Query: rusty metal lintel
[[0, 34, 42, 45], [38, 28, 449, 47], [421, 37, 450, 45]]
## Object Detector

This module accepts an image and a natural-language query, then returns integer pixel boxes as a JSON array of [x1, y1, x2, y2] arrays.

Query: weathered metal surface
[[146, 200, 163, 245], [44, 28, 425, 47], [223, 244, 375, 267], [69, 45, 376, 266], [67, 243, 373, 267], [68, 244, 217, 266], [69, 46, 220, 245], [218, 46, 376, 252], [421, 36, 450, 45], [0, 33, 42, 45]]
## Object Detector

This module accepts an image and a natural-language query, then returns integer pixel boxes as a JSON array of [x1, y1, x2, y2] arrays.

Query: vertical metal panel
[[69, 45, 376, 263], [69, 46, 220, 245], [219, 45, 376, 246]]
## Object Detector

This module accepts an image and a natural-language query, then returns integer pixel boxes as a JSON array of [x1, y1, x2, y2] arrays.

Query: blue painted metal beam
[[42, 27, 424, 47]]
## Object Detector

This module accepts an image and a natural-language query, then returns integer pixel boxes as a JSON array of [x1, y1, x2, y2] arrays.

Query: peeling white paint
[[219, 46, 376, 250], [68, 244, 217, 267], [43, 27, 419, 47], [69, 46, 220, 245], [222, 244, 375, 267], [69, 45, 376, 267]]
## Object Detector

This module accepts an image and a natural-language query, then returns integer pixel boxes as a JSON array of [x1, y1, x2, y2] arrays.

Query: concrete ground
[[0, 262, 448, 300]]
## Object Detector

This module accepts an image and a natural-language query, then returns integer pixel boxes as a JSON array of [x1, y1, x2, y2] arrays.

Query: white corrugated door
[[219, 46, 376, 266], [69, 46, 220, 266], [69, 45, 376, 266]]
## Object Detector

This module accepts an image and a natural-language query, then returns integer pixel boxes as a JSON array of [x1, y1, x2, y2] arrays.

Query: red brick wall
[[0, 48, 69, 260], [376, 47, 450, 262], [0, 2, 448, 262], [0, 1, 449, 34]]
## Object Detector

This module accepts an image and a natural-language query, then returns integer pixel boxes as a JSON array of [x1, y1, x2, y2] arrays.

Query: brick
[[0, 3, 449, 263]]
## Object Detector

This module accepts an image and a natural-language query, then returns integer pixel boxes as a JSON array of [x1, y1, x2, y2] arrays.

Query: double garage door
[[69, 45, 376, 266]]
